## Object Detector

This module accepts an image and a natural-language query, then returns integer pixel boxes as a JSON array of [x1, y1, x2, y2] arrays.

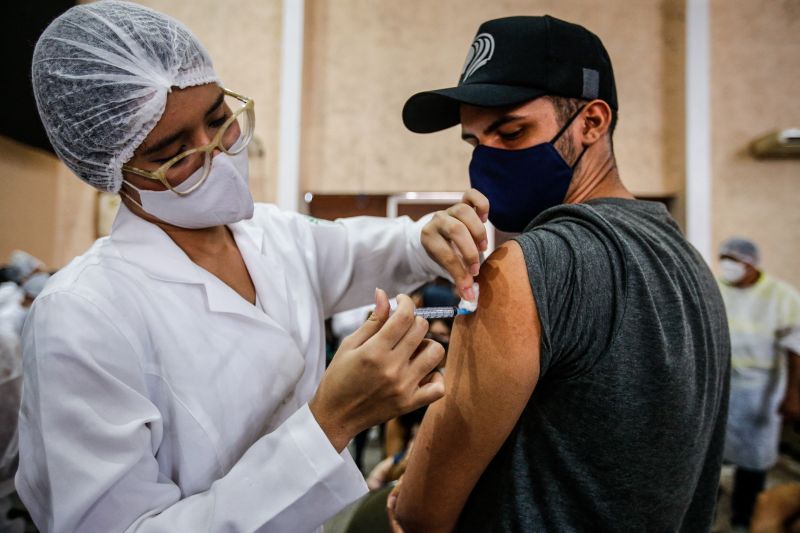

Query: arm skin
[[394, 241, 541, 533]]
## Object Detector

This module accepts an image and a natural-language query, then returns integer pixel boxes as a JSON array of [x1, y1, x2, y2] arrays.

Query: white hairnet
[[32, 0, 219, 193]]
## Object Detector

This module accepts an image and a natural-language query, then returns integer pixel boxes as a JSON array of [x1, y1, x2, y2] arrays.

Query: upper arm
[[395, 241, 541, 533]]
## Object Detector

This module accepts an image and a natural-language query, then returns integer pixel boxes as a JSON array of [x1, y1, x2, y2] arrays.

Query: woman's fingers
[[409, 368, 445, 410], [408, 339, 445, 378], [463, 188, 490, 223], [421, 229, 474, 299], [364, 294, 418, 352], [421, 189, 490, 301], [343, 288, 391, 348]]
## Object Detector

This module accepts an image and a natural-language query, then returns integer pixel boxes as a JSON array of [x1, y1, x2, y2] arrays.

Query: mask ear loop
[[571, 143, 590, 170], [119, 181, 147, 211], [548, 104, 587, 144], [549, 104, 589, 169]]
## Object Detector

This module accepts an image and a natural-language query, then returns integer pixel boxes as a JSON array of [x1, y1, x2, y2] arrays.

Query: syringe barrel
[[413, 306, 458, 320]]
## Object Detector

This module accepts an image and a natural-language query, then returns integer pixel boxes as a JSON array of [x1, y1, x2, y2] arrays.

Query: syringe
[[413, 283, 479, 320], [414, 306, 474, 319]]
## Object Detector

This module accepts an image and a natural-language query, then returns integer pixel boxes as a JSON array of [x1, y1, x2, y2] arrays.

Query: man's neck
[[564, 147, 634, 204]]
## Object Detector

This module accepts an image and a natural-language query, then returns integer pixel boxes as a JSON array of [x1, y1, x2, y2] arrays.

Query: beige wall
[[137, 0, 284, 204], [3, 1, 799, 284], [301, 0, 685, 198], [710, 0, 800, 287], [0, 136, 95, 268]]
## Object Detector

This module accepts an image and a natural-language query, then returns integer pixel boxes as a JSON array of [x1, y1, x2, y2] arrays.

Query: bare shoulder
[[395, 242, 541, 533], [465, 240, 536, 336], [446, 240, 540, 397]]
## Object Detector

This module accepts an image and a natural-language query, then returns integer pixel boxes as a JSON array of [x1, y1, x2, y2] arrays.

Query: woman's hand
[[309, 289, 445, 452], [421, 189, 490, 301]]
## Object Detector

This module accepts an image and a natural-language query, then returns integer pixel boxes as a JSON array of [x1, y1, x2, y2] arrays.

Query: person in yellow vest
[[717, 236, 800, 529]]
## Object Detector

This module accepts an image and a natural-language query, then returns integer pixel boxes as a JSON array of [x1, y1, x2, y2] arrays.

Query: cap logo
[[461, 33, 494, 82]]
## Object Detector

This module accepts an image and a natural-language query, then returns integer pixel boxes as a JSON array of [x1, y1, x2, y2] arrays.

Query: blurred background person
[[0, 252, 48, 533], [0, 251, 47, 339], [0, 331, 24, 533], [0, 282, 25, 341], [3, 252, 42, 288], [718, 237, 800, 530]]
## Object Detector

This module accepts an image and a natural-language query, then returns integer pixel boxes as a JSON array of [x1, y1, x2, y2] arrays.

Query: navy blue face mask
[[468, 107, 587, 233]]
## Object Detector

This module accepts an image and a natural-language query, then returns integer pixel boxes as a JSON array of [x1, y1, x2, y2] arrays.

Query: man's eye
[[499, 129, 523, 141]]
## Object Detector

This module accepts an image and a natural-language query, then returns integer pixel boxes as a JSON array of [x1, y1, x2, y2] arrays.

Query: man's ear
[[580, 99, 612, 145]]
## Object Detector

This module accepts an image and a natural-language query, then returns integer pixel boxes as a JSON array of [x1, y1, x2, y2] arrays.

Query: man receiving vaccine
[[393, 15, 731, 532]]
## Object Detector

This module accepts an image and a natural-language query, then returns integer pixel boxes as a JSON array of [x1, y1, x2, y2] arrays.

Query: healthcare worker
[[18, 2, 489, 532], [717, 237, 800, 529]]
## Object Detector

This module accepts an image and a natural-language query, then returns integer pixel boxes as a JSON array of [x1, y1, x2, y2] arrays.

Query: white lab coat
[[16, 203, 446, 533]]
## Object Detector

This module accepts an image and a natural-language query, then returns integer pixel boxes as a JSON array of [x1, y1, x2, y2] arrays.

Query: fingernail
[[470, 263, 480, 276], [479, 239, 488, 251], [481, 214, 489, 223], [464, 287, 475, 301]]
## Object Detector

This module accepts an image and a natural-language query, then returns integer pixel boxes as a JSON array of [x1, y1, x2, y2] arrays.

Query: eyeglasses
[[122, 88, 255, 196]]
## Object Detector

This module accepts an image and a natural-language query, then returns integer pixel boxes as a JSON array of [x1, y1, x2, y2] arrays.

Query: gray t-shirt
[[457, 198, 730, 532]]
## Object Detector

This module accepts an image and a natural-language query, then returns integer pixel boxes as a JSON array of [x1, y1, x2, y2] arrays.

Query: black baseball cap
[[402, 15, 618, 134]]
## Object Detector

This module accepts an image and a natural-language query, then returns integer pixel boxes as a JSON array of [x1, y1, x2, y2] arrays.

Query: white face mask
[[122, 150, 254, 229], [720, 258, 747, 284]]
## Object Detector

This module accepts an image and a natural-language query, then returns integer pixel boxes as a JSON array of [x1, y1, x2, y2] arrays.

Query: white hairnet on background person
[[22, 273, 50, 300], [6, 250, 42, 284], [719, 237, 760, 267], [32, 0, 219, 193]]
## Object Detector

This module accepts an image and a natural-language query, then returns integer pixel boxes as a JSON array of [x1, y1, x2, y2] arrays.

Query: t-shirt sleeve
[[513, 213, 623, 380]]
